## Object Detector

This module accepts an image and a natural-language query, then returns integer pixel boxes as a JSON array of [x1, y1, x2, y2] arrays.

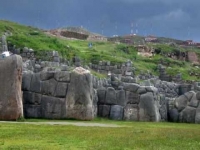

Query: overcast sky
[[0, 0, 199, 41]]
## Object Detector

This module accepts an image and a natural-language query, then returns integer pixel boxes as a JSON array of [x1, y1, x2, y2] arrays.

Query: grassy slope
[[0, 120, 200, 149], [0, 20, 200, 81]]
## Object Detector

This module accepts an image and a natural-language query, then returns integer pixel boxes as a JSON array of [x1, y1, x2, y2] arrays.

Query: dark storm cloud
[[0, 0, 200, 40]]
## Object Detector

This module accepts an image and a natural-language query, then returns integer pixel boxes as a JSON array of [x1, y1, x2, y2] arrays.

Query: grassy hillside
[[0, 20, 200, 81]]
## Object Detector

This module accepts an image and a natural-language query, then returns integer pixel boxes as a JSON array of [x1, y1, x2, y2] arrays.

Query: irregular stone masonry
[[89, 61, 135, 77], [8, 44, 66, 64], [23, 68, 98, 120], [168, 91, 200, 123], [18, 63, 200, 123], [97, 84, 161, 122]]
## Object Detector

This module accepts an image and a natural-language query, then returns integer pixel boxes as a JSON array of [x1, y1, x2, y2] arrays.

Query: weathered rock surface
[[22, 71, 33, 91], [110, 105, 124, 120], [123, 104, 138, 121], [175, 95, 188, 112], [30, 73, 41, 93], [97, 88, 106, 104], [195, 105, 200, 123], [65, 67, 95, 120], [98, 105, 111, 118], [179, 106, 196, 123], [139, 92, 160, 122], [105, 87, 117, 105], [54, 71, 70, 82], [116, 90, 126, 106], [0, 55, 23, 120], [24, 105, 41, 118], [41, 95, 65, 119], [168, 108, 179, 122]]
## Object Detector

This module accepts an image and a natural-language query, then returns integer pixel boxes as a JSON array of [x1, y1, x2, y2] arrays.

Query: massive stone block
[[65, 67, 94, 120], [54, 82, 68, 98], [124, 104, 138, 121], [175, 95, 188, 112], [139, 92, 160, 122], [188, 93, 199, 108], [97, 88, 106, 104], [116, 90, 126, 106], [110, 105, 124, 120], [23, 91, 41, 105], [98, 105, 111, 118], [0, 55, 23, 120], [168, 108, 179, 122], [159, 95, 168, 121], [30, 73, 41, 93], [126, 91, 140, 104], [54, 71, 70, 82], [41, 79, 57, 96], [40, 71, 55, 81], [22, 71, 33, 91], [24, 105, 41, 118], [179, 106, 196, 123], [105, 87, 117, 105], [124, 83, 140, 92], [41, 95, 65, 119]]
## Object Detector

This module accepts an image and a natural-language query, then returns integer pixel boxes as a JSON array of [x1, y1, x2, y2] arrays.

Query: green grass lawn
[[0, 119, 200, 150]]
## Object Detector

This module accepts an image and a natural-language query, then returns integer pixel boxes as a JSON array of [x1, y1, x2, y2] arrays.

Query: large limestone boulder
[[65, 67, 94, 120], [0, 55, 23, 120]]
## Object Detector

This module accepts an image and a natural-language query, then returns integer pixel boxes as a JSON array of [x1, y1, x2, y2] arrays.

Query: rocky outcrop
[[0, 55, 23, 120]]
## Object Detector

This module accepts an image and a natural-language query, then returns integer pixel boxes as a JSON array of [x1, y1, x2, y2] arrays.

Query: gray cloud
[[0, 0, 199, 41]]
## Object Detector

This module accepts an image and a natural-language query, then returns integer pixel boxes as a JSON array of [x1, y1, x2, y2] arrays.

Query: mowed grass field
[[0, 119, 200, 150]]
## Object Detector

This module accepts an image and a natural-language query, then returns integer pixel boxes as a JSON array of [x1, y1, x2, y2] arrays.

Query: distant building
[[120, 34, 134, 44], [87, 35, 107, 42], [183, 40, 200, 46], [145, 35, 157, 42]]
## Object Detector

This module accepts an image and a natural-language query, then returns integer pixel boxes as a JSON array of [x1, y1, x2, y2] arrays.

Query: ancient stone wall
[[22, 68, 98, 120], [168, 91, 200, 123], [97, 83, 161, 122], [60, 31, 88, 40], [89, 61, 135, 77]]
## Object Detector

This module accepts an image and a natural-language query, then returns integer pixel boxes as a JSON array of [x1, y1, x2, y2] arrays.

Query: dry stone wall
[[23, 67, 98, 120], [89, 60, 135, 77], [168, 91, 200, 123], [97, 83, 161, 122]]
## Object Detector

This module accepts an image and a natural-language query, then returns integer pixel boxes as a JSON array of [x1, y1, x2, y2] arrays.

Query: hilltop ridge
[[0, 20, 200, 81]]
